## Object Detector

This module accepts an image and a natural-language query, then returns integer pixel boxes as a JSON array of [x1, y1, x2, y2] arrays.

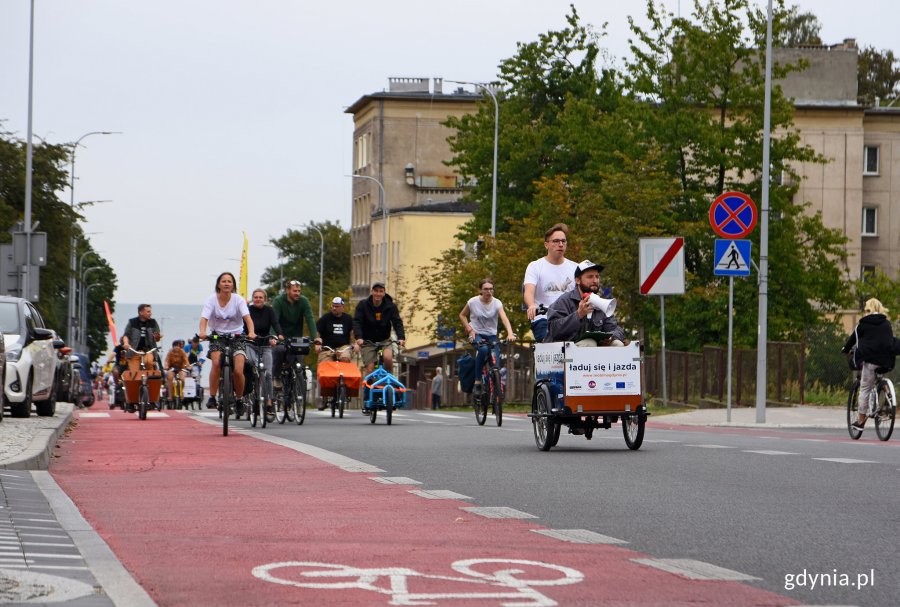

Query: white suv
[[0, 296, 57, 417]]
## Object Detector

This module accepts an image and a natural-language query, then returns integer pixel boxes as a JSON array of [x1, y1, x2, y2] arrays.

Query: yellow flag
[[239, 231, 249, 300]]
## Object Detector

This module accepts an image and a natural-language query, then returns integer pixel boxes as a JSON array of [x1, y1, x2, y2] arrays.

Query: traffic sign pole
[[727, 277, 733, 422]]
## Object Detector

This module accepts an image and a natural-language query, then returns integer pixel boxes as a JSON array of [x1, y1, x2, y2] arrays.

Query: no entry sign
[[709, 191, 757, 239], [639, 237, 685, 296]]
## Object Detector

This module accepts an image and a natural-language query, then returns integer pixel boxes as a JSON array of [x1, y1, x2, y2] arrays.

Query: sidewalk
[[0, 401, 75, 469], [651, 404, 846, 429]]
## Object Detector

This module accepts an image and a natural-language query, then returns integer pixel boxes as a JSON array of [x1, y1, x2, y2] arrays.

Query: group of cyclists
[[108, 220, 891, 440]]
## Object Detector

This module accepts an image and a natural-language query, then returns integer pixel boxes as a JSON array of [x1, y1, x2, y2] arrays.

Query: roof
[[345, 90, 480, 115]]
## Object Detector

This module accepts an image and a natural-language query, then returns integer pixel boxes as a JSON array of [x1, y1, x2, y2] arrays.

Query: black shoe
[[235, 401, 245, 417], [126, 404, 135, 413], [206, 396, 217, 410], [851, 420, 865, 430], [317, 403, 326, 411]]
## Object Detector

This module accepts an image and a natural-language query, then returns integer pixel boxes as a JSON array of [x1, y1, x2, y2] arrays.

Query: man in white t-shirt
[[523, 223, 578, 342]]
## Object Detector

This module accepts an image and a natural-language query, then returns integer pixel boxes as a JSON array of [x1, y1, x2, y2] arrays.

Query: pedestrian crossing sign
[[714, 240, 752, 276]]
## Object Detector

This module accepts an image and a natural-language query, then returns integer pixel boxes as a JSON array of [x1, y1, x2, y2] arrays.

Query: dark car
[[72, 353, 95, 408]]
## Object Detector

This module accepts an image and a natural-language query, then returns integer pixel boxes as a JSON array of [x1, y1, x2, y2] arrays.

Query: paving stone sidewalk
[[0, 402, 75, 470]]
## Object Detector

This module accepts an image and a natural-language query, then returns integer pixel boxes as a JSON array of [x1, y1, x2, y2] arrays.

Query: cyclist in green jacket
[[272, 279, 317, 380]]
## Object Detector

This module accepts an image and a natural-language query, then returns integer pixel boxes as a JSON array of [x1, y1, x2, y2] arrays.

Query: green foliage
[[437, 0, 853, 352], [0, 127, 116, 358], [857, 45, 900, 106], [804, 321, 853, 392], [262, 220, 351, 313], [773, 5, 822, 46]]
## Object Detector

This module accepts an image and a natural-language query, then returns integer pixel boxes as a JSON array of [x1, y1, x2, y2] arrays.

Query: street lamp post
[[67, 131, 120, 343], [348, 174, 388, 288], [297, 224, 325, 317], [74, 250, 101, 346], [446, 80, 499, 238], [261, 243, 283, 288], [81, 282, 103, 348], [80, 267, 103, 344]]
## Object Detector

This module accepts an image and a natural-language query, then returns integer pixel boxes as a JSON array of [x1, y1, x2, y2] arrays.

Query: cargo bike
[[317, 353, 362, 419], [361, 340, 406, 425], [529, 340, 648, 451], [123, 347, 164, 420]]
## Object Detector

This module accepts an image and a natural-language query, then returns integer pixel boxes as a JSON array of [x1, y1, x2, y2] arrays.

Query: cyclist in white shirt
[[459, 278, 516, 395], [523, 223, 578, 342], [198, 271, 256, 407]]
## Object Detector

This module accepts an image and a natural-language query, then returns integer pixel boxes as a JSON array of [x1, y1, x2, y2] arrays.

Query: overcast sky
[[0, 0, 895, 305]]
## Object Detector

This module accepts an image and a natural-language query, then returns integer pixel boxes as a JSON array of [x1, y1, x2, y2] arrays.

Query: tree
[[773, 5, 822, 47], [261, 221, 351, 314], [0, 127, 116, 356], [445, 5, 623, 238], [857, 45, 900, 106]]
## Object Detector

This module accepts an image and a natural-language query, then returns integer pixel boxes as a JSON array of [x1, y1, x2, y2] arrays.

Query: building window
[[862, 207, 877, 236], [864, 146, 879, 175], [861, 265, 876, 282]]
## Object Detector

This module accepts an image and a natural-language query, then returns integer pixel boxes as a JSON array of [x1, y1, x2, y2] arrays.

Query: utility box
[[12, 232, 48, 266]]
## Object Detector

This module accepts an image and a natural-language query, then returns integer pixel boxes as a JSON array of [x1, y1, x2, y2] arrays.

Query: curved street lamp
[[295, 224, 324, 317], [347, 174, 388, 289], [80, 267, 104, 343], [446, 80, 498, 238], [67, 131, 121, 343]]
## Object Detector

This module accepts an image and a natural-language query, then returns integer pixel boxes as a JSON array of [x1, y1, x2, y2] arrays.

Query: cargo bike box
[[121, 369, 163, 404], [529, 341, 648, 451], [317, 361, 362, 397]]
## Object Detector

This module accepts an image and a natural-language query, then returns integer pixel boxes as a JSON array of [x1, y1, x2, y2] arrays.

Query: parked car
[[72, 352, 95, 408], [52, 334, 76, 403], [0, 296, 57, 417], [0, 330, 5, 421]]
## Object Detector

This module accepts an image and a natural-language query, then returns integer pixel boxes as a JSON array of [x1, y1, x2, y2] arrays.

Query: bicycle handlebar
[[126, 347, 160, 355]]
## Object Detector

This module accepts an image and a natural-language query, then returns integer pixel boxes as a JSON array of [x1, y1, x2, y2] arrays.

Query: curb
[[0, 404, 75, 471]]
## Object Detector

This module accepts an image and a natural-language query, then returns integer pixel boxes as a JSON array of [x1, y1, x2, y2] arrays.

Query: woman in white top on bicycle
[[198, 272, 256, 407], [459, 278, 516, 393]]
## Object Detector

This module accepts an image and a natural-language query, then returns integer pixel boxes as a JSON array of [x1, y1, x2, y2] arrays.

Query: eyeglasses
[[549, 238, 567, 245], [481, 287, 494, 291], [288, 280, 303, 286]]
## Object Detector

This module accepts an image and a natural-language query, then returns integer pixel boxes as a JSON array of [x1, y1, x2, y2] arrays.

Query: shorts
[[209, 341, 246, 359], [360, 341, 391, 367], [318, 346, 353, 364]]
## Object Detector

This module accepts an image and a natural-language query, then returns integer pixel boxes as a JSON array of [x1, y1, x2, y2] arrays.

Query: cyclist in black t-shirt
[[315, 297, 357, 363]]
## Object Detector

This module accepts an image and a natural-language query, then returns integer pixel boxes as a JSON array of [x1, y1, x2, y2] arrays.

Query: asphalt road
[[238, 406, 900, 607]]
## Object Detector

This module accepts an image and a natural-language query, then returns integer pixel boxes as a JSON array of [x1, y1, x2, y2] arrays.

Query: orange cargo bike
[[123, 347, 163, 420], [528, 340, 648, 451], [317, 354, 362, 419]]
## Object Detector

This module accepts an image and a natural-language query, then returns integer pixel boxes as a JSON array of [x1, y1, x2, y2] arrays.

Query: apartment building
[[345, 77, 479, 347]]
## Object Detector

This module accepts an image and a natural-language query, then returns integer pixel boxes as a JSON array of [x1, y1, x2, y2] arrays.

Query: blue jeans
[[531, 318, 548, 343], [474, 334, 500, 383]]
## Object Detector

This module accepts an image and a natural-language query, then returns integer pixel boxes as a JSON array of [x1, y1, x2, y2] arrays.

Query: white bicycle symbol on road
[[252, 558, 584, 606]]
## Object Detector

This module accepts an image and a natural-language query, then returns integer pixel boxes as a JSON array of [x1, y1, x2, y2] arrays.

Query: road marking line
[[12, 565, 90, 571], [78, 412, 110, 418], [409, 489, 473, 500], [532, 529, 628, 544], [813, 457, 878, 464], [742, 450, 799, 456], [22, 542, 77, 547], [240, 431, 385, 473], [643, 439, 680, 443], [461, 507, 538, 519], [685, 444, 734, 449], [419, 412, 462, 419], [146, 412, 170, 418], [797, 438, 829, 442], [632, 558, 760, 581], [21, 552, 84, 559], [369, 477, 422, 485]]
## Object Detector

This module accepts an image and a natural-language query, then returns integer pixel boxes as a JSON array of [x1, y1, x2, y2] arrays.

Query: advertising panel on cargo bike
[[529, 339, 648, 451]]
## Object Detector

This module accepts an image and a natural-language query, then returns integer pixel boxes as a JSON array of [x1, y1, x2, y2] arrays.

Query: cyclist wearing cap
[[546, 260, 626, 346], [315, 297, 357, 363], [164, 339, 190, 404], [354, 282, 405, 374], [272, 279, 317, 383], [523, 224, 578, 342]]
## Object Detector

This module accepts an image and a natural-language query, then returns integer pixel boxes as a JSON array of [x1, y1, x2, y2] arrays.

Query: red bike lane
[[51, 411, 799, 607]]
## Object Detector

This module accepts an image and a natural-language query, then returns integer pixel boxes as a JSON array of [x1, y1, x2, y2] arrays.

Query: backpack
[[457, 354, 476, 394]]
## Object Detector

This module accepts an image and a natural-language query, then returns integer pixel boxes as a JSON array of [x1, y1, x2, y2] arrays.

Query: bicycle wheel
[[330, 393, 336, 418], [847, 379, 863, 440], [532, 384, 555, 451], [474, 389, 487, 426], [174, 381, 182, 411], [138, 385, 149, 420], [623, 412, 645, 450], [222, 371, 233, 437], [293, 371, 306, 425], [337, 381, 346, 419], [369, 400, 378, 424], [251, 379, 261, 428], [874, 379, 896, 441], [491, 369, 503, 427], [385, 388, 393, 425]]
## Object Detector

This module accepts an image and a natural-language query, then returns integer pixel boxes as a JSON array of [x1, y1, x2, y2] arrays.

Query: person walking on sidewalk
[[431, 368, 443, 410], [842, 297, 895, 431]]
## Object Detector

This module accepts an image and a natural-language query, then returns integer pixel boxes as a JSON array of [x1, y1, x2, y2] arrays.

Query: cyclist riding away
[[523, 224, 578, 343], [459, 278, 516, 397], [272, 279, 316, 387], [198, 272, 256, 408], [354, 282, 405, 374], [842, 297, 895, 431], [546, 260, 627, 346], [164, 339, 190, 404]]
